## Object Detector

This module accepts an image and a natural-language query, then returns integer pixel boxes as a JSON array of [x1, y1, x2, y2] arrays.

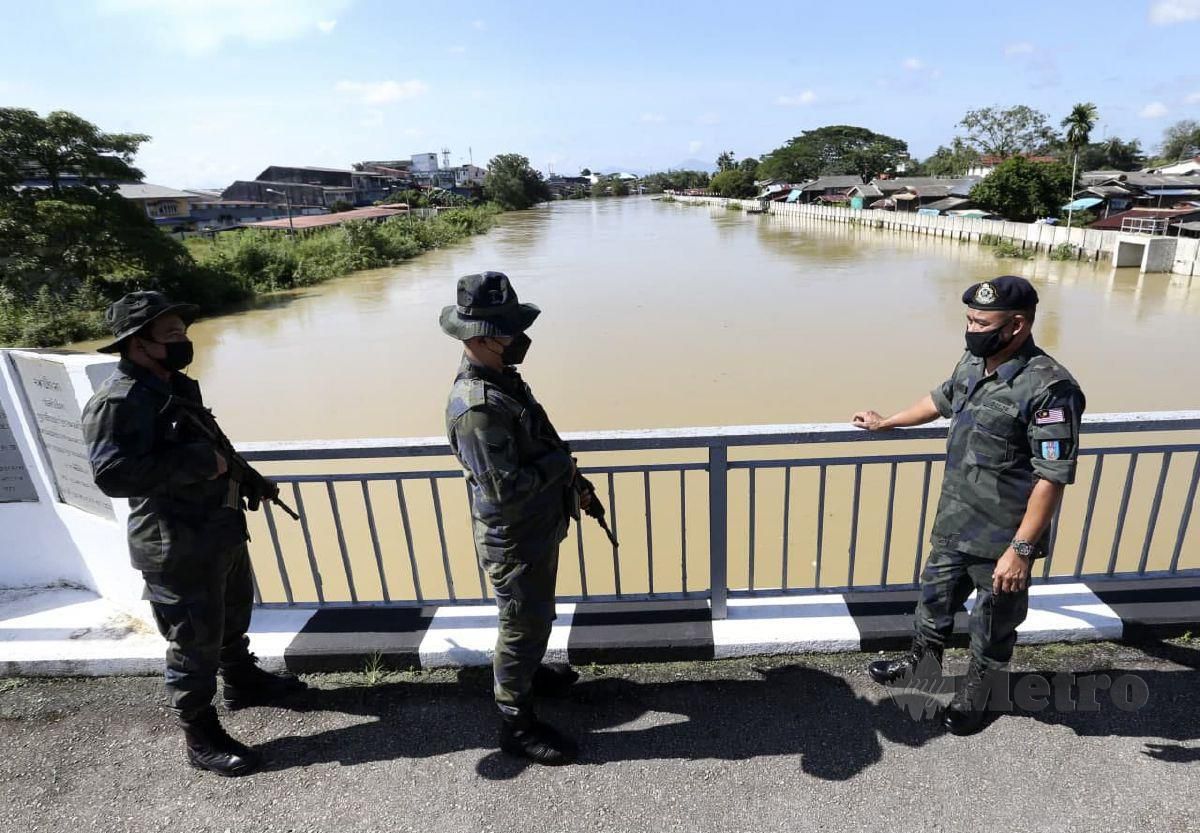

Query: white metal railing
[[239, 413, 1200, 618], [1120, 216, 1170, 235]]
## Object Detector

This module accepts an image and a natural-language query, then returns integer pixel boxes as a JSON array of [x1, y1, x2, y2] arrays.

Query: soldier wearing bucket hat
[[851, 275, 1085, 736], [82, 291, 305, 777], [442, 272, 587, 765]]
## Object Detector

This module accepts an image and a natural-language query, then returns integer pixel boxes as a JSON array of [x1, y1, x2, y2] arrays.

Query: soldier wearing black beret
[[852, 275, 1086, 735]]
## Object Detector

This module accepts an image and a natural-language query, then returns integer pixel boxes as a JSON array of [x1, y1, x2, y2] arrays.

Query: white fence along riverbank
[[674, 195, 1200, 278]]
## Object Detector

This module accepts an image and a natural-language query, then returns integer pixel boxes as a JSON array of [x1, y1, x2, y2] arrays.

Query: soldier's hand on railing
[[852, 410, 886, 431]]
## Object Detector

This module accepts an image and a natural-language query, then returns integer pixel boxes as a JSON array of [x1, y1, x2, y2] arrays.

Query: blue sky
[[2, 0, 1199, 188]]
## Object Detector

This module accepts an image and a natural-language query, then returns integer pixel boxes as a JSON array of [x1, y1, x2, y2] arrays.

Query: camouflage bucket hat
[[96, 291, 200, 353], [439, 271, 540, 340]]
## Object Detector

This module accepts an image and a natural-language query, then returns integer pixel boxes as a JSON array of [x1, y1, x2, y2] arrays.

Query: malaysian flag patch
[[1034, 408, 1066, 425]]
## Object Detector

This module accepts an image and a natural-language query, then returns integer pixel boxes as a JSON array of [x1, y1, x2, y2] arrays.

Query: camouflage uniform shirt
[[82, 359, 246, 573], [929, 339, 1085, 559], [446, 358, 575, 562]]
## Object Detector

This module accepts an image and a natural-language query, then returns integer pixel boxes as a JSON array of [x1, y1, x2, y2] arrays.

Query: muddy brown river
[[74, 198, 1200, 603]]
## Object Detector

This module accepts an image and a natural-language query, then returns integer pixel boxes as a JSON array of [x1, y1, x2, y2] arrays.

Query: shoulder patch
[[467, 380, 488, 408], [1025, 355, 1080, 397]]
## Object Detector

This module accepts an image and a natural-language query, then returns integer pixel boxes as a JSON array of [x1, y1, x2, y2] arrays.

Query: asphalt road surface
[[2, 640, 1198, 833]]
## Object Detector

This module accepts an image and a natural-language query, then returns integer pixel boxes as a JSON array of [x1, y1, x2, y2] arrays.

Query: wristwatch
[[1011, 539, 1037, 560]]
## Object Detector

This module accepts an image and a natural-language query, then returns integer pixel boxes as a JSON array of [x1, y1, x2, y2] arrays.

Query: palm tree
[[1062, 102, 1098, 229]]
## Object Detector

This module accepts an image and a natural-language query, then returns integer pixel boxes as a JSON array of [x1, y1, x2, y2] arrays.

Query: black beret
[[962, 275, 1039, 311]]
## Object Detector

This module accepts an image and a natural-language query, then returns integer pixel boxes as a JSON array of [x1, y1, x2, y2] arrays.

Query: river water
[[74, 198, 1200, 602]]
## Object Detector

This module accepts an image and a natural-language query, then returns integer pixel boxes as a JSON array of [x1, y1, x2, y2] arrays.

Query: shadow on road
[[253, 649, 1200, 777], [256, 663, 941, 780]]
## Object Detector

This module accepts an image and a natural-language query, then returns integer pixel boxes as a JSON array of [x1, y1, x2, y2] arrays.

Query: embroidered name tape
[[1034, 408, 1066, 425]]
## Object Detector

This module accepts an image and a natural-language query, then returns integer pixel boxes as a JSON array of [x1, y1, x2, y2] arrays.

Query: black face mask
[[146, 339, 195, 371], [964, 320, 1013, 358], [500, 333, 531, 365]]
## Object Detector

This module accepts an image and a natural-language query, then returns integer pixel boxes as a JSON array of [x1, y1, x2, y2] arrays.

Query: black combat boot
[[942, 659, 997, 736], [868, 641, 943, 685], [221, 654, 307, 710], [180, 706, 262, 777], [499, 708, 579, 765], [531, 663, 580, 698]]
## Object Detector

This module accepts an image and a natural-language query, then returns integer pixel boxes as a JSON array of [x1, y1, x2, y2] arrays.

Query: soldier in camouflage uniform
[[442, 272, 587, 765], [853, 275, 1085, 735], [82, 292, 305, 777]]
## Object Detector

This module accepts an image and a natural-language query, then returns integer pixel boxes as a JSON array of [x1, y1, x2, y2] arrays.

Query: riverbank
[[675, 195, 1200, 277], [0, 204, 500, 348]]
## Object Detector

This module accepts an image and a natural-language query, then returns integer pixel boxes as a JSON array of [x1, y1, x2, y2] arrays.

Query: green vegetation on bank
[[0, 204, 499, 348], [0, 107, 523, 348], [182, 206, 498, 293]]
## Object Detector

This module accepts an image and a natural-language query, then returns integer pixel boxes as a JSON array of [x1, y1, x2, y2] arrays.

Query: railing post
[[708, 444, 728, 619]]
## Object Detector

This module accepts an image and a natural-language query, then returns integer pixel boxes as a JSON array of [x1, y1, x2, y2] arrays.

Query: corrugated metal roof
[[261, 165, 355, 174], [924, 196, 972, 211], [1089, 207, 1200, 230], [243, 206, 406, 230], [848, 183, 883, 197], [115, 183, 195, 200], [1062, 197, 1104, 211], [800, 175, 863, 191]]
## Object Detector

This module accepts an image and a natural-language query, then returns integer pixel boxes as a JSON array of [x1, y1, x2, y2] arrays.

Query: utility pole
[[1066, 150, 1079, 230], [265, 188, 296, 237]]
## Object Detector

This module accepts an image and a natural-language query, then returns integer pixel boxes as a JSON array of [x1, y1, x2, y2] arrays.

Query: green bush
[[1, 205, 500, 347], [991, 239, 1033, 260], [1049, 243, 1076, 261]]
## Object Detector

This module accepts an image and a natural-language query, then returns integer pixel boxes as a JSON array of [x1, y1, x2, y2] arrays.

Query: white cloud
[[901, 57, 924, 71], [335, 79, 429, 104], [688, 140, 703, 154], [776, 90, 817, 106], [640, 113, 665, 123], [696, 112, 720, 125], [1186, 91, 1200, 103], [1004, 41, 1035, 55], [472, 18, 486, 29], [1150, 0, 1200, 24], [1140, 101, 1170, 118], [98, 0, 351, 55]]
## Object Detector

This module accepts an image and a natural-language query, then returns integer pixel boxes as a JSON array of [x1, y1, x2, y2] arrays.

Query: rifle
[[162, 396, 300, 521], [574, 469, 619, 548]]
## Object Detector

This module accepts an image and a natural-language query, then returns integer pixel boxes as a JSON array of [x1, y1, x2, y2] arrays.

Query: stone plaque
[[0, 395, 38, 503], [9, 354, 114, 519]]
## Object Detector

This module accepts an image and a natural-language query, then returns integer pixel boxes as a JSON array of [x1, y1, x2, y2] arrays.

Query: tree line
[[673, 104, 1199, 223]]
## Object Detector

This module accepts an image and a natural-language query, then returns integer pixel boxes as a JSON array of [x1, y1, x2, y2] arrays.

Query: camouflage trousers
[[481, 546, 561, 715], [913, 549, 1029, 671], [143, 543, 255, 718]]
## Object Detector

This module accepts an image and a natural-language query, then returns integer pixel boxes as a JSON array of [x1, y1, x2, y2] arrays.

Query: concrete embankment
[[676, 196, 1200, 277]]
